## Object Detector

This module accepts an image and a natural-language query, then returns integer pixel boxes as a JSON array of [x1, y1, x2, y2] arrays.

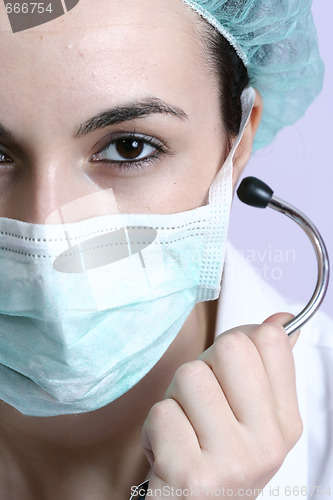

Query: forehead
[[0, 0, 202, 88], [0, 0, 211, 135]]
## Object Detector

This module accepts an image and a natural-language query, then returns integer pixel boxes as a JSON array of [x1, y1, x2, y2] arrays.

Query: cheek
[[111, 139, 226, 215], [157, 122, 227, 213]]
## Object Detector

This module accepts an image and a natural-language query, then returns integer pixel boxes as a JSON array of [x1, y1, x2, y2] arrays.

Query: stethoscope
[[237, 177, 330, 336], [130, 177, 330, 499]]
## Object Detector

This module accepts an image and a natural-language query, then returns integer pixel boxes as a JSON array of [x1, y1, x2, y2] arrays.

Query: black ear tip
[[237, 177, 274, 209]]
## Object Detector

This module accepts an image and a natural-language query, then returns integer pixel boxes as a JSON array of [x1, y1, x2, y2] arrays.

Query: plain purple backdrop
[[228, 0, 332, 318]]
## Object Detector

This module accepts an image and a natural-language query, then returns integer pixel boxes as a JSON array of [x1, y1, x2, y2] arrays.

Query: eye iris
[[116, 139, 144, 160], [0, 153, 12, 163]]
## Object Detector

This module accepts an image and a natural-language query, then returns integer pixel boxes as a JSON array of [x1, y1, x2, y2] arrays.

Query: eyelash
[[0, 133, 170, 172], [90, 132, 170, 172]]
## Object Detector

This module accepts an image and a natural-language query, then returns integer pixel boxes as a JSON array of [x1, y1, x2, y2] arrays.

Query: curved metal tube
[[268, 196, 330, 336]]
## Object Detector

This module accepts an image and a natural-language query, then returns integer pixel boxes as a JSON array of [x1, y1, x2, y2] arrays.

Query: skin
[[0, 0, 302, 498]]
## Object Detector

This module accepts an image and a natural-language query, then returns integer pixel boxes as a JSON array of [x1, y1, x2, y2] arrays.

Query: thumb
[[263, 312, 300, 349]]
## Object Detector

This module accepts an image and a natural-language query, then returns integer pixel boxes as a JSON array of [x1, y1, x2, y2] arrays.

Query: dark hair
[[198, 19, 250, 141]]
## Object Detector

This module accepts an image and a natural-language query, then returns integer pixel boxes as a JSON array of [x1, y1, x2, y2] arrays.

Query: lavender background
[[229, 0, 332, 318]]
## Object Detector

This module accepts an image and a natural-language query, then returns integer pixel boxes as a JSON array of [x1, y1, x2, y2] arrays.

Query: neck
[[0, 300, 218, 499], [0, 406, 150, 499]]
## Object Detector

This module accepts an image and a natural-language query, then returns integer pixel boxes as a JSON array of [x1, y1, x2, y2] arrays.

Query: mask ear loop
[[228, 86, 256, 160], [195, 87, 256, 304], [208, 86, 255, 207]]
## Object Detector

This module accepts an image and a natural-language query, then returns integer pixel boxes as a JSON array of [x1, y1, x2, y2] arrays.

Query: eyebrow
[[75, 98, 188, 137], [0, 98, 188, 141]]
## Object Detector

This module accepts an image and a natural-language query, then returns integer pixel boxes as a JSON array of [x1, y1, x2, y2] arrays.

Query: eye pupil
[[0, 153, 12, 163], [116, 139, 144, 160]]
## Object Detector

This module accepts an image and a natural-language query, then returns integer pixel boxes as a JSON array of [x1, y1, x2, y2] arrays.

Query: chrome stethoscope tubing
[[237, 177, 330, 337], [268, 195, 330, 335]]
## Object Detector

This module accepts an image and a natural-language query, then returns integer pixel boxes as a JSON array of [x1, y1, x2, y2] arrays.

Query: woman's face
[[0, 0, 231, 223]]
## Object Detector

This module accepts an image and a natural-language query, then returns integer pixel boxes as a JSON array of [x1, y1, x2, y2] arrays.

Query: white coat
[[216, 244, 333, 499]]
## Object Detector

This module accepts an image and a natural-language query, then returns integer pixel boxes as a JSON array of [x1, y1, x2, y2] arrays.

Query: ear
[[232, 90, 263, 189]]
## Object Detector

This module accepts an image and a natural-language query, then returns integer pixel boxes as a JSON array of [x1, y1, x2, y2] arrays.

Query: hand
[[141, 313, 303, 499]]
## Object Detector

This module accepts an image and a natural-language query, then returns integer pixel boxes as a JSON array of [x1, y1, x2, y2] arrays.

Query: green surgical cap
[[180, 0, 324, 150]]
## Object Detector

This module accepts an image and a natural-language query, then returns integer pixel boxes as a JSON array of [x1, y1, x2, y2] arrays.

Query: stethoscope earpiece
[[237, 177, 330, 336], [237, 176, 274, 209]]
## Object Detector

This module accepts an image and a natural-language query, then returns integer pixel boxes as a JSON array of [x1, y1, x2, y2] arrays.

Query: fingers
[[142, 397, 201, 480], [199, 330, 278, 434], [206, 313, 302, 450], [164, 360, 238, 452], [141, 312, 303, 493], [263, 312, 301, 349], [248, 313, 303, 448]]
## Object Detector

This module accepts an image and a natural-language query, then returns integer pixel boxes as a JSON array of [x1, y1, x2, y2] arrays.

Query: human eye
[[90, 133, 169, 171], [0, 149, 13, 165]]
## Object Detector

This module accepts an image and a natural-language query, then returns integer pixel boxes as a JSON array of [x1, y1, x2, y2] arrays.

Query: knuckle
[[294, 414, 304, 442], [267, 443, 287, 474], [214, 330, 250, 357], [174, 359, 209, 384], [147, 398, 177, 424], [176, 469, 203, 491], [286, 413, 304, 449], [260, 433, 288, 475], [255, 323, 288, 348], [177, 465, 217, 494]]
